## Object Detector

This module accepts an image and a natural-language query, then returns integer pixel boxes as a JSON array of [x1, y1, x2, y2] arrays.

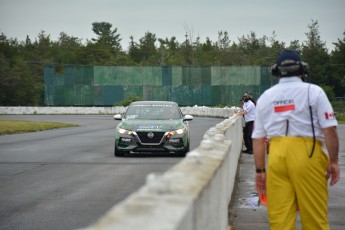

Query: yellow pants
[[267, 137, 330, 230]]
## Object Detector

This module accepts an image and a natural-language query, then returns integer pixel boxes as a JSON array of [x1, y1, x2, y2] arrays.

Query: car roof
[[130, 101, 178, 106]]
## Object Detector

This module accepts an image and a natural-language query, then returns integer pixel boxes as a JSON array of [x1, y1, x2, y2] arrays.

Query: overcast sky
[[1, 0, 344, 51]]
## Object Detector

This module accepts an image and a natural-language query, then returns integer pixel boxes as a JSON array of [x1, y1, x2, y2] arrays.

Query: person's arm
[[237, 110, 247, 116], [237, 102, 252, 115], [323, 126, 340, 186], [253, 137, 266, 194]]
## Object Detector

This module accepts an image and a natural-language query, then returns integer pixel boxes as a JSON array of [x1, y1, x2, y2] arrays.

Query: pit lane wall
[[0, 106, 238, 118], [0, 106, 243, 230]]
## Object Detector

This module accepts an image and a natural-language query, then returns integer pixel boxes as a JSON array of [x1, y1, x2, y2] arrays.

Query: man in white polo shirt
[[252, 50, 339, 229], [238, 92, 256, 154]]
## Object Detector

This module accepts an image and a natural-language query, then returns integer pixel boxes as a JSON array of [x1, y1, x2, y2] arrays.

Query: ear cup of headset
[[270, 64, 280, 76], [271, 61, 309, 77], [300, 61, 309, 75]]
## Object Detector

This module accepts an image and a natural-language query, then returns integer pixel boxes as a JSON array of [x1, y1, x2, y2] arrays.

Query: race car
[[114, 101, 193, 157]]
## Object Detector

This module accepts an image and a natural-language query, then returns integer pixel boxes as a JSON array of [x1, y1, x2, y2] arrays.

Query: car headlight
[[118, 127, 133, 135], [169, 128, 185, 136]]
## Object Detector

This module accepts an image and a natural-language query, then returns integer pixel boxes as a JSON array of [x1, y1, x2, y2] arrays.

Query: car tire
[[180, 142, 190, 157], [114, 145, 125, 157]]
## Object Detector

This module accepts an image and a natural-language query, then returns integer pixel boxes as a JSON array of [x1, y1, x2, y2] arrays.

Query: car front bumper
[[116, 131, 188, 153]]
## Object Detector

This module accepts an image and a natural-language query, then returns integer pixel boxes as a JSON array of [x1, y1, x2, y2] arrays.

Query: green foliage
[[321, 85, 335, 101], [0, 20, 345, 106], [331, 100, 345, 123], [114, 96, 143, 107], [91, 22, 122, 54], [329, 31, 345, 97], [335, 113, 345, 124], [332, 100, 345, 112]]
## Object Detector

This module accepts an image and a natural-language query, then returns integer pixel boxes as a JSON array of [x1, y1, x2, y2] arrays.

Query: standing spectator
[[252, 50, 340, 229], [237, 92, 256, 154]]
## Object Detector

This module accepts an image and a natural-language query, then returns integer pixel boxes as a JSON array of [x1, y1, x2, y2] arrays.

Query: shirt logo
[[324, 112, 335, 120], [273, 99, 295, 113]]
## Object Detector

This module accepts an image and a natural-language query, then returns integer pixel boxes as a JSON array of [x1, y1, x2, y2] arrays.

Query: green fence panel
[[201, 85, 212, 105], [212, 86, 228, 106], [107, 66, 143, 86], [123, 85, 143, 100], [143, 86, 171, 101], [44, 85, 54, 105], [53, 85, 65, 105], [63, 66, 92, 86], [229, 66, 248, 85], [44, 66, 55, 86], [64, 86, 77, 105], [143, 66, 162, 86], [211, 66, 261, 86], [260, 66, 277, 91], [201, 67, 211, 85], [76, 85, 94, 105], [64, 74, 75, 86], [170, 86, 206, 105], [102, 86, 124, 105], [212, 85, 252, 106], [46, 65, 94, 87], [162, 67, 172, 86], [93, 66, 115, 86], [74, 66, 94, 85], [182, 67, 204, 85], [210, 66, 222, 85], [44, 65, 276, 107], [92, 86, 124, 106], [170, 86, 190, 105], [54, 74, 65, 86], [172, 66, 182, 86], [93, 86, 104, 105]]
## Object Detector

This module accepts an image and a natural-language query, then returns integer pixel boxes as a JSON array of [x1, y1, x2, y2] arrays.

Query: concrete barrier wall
[[0, 106, 238, 118], [0, 106, 243, 230], [0, 106, 127, 115], [82, 114, 243, 230]]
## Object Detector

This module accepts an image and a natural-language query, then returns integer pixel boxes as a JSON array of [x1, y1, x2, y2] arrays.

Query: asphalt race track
[[0, 115, 224, 230]]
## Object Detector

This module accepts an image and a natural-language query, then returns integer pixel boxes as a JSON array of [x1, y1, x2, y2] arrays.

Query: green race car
[[114, 101, 193, 157]]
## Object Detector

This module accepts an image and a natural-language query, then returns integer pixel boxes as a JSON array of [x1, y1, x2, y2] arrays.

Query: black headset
[[271, 60, 309, 78]]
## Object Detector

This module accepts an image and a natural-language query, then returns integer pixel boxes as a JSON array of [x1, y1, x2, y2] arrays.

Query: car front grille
[[136, 131, 165, 144]]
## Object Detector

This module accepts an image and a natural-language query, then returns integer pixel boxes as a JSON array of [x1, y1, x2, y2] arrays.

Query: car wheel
[[114, 145, 125, 157]]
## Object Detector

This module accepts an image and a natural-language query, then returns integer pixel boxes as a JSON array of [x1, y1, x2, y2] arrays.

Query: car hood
[[118, 119, 185, 132]]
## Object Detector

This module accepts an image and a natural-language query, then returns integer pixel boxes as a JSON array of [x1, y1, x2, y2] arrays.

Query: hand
[[255, 172, 266, 194], [327, 162, 340, 186]]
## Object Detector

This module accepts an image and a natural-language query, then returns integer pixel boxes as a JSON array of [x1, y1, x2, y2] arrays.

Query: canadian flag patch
[[324, 112, 335, 120]]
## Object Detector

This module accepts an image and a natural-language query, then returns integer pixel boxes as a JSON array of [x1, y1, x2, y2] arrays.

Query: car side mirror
[[183, 114, 193, 121], [114, 114, 122, 120]]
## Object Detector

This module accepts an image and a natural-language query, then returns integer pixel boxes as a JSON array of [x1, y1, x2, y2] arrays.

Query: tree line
[[0, 20, 344, 106]]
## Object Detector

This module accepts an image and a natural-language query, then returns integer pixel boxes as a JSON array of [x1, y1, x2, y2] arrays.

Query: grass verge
[[0, 120, 78, 135]]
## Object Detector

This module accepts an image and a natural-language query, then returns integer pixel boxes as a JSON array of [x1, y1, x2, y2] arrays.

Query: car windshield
[[125, 104, 182, 120]]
